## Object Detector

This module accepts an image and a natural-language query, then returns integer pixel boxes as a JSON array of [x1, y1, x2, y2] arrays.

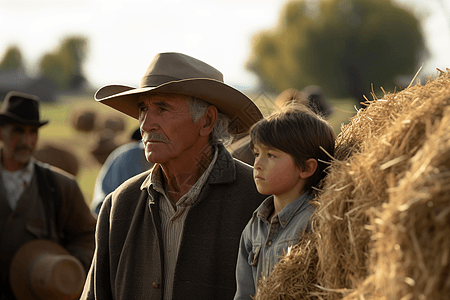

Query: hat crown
[[0, 91, 48, 126], [139, 52, 224, 88]]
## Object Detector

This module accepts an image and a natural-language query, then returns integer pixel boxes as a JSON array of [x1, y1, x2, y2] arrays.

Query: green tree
[[0, 45, 24, 72], [39, 36, 88, 91], [248, 0, 427, 105]]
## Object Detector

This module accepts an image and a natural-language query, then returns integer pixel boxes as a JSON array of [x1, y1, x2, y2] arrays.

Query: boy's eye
[[267, 153, 275, 158], [253, 152, 259, 158]]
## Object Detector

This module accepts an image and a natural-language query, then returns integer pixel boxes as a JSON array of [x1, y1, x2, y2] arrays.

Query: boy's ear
[[299, 158, 318, 179], [199, 105, 218, 136]]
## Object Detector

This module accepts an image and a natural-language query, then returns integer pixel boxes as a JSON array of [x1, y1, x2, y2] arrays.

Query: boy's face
[[252, 143, 304, 199]]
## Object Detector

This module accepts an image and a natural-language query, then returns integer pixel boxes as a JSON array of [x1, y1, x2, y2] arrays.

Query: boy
[[234, 104, 336, 299]]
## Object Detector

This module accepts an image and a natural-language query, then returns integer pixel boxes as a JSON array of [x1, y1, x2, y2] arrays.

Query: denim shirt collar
[[256, 191, 313, 229]]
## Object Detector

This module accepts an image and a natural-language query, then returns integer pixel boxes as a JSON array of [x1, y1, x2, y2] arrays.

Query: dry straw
[[255, 69, 450, 300]]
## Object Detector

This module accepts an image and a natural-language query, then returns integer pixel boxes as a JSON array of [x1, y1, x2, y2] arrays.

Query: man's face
[[138, 93, 203, 164], [0, 123, 39, 170]]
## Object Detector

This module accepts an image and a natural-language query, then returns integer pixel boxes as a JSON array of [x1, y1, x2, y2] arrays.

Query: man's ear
[[199, 105, 218, 137], [299, 158, 318, 179]]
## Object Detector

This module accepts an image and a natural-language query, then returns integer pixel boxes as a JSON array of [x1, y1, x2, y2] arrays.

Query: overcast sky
[[1, 0, 449, 91]]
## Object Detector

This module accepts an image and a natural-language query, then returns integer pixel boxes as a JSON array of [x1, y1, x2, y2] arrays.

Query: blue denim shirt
[[234, 191, 315, 300]]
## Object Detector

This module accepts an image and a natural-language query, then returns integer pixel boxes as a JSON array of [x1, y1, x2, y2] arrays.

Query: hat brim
[[94, 78, 263, 135], [10, 239, 75, 300], [0, 113, 49, 127]]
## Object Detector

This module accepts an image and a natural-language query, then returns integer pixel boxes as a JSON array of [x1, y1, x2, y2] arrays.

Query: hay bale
[[103, 115, 126, 133], [33, 143, 80, 176], [90, 129, 119, 164], [254, 69, 450, 300], [70, 109, 97, 132], [346, 73, 450, 300]]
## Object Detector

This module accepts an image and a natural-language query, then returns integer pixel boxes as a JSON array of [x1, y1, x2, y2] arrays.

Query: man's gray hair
[[186, 96, 232, 146]]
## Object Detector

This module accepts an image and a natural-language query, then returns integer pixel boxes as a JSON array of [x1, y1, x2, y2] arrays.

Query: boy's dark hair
[[250, 103, 336, 193]]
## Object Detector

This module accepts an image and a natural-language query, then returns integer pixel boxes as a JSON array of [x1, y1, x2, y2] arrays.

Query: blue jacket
[[91, 142, 153, 214]]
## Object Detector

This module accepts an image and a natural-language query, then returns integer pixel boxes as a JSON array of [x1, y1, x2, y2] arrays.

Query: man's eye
[[158, 105, 169, 112], [12, 128, 24, 134], [138, 107, 148, 121]]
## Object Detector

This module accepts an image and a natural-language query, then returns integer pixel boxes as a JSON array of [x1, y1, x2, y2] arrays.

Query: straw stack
[[255, 69, 450, 300]]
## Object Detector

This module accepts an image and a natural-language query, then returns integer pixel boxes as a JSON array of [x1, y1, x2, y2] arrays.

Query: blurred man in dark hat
[[80, 52, 266, 300], [0, 91, 96, 300]]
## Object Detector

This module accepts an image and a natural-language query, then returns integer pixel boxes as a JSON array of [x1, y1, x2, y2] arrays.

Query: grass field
[[35, 92, 357, 207]]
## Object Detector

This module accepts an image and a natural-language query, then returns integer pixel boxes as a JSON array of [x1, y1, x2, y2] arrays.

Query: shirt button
[[267, 241, 272, 246], [152, 282, 159, 289]]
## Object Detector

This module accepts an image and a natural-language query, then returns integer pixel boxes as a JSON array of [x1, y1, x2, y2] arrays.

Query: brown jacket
[[0, 159, 96, 299], [81, 145, 266, 300]]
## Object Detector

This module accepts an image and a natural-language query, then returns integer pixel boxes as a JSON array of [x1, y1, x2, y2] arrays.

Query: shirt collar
[[256, 191, 313, 228], [141, 145, 219, 206], [1, 157, 35, 186]]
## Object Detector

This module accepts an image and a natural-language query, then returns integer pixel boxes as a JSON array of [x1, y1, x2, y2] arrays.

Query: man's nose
[[21, 132, 35, 146], [139, 110, 159, 132]]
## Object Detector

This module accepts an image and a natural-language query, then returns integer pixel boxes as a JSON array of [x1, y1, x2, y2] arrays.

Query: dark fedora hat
[[0, 91, 49, 127], [94, 52, 263, 135]]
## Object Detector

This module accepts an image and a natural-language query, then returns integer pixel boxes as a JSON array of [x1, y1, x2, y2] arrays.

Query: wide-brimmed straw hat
[[94, 52, 263, 134], [9, 239, 86, 300], [0, 91, 49, 127]]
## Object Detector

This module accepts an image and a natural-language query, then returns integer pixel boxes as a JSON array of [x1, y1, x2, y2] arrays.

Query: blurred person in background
[[0, 91, 96, 299], [91, 127, 154, 215], [81, 52, 266, 300], [229, 86, 334, 165]]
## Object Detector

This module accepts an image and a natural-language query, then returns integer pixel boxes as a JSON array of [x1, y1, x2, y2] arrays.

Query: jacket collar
[[206, 143, 236, 185]]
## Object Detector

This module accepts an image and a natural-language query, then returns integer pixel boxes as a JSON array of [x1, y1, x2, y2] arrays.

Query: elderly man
[[81, 52, 266, 300], [0, 91, 96, 299]]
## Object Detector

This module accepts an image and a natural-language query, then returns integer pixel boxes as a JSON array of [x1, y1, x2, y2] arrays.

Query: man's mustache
[[15, 145, 34, 152], [141, 132, 169, 144]]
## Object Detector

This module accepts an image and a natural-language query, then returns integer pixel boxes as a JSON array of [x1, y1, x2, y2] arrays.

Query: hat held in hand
[[10, 239, 86, 300]]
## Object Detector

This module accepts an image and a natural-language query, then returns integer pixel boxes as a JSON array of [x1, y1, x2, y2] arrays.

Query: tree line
[[0, 36, 88, 92], [1, 0, 427, 104], [247, 0, 427, 106]]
